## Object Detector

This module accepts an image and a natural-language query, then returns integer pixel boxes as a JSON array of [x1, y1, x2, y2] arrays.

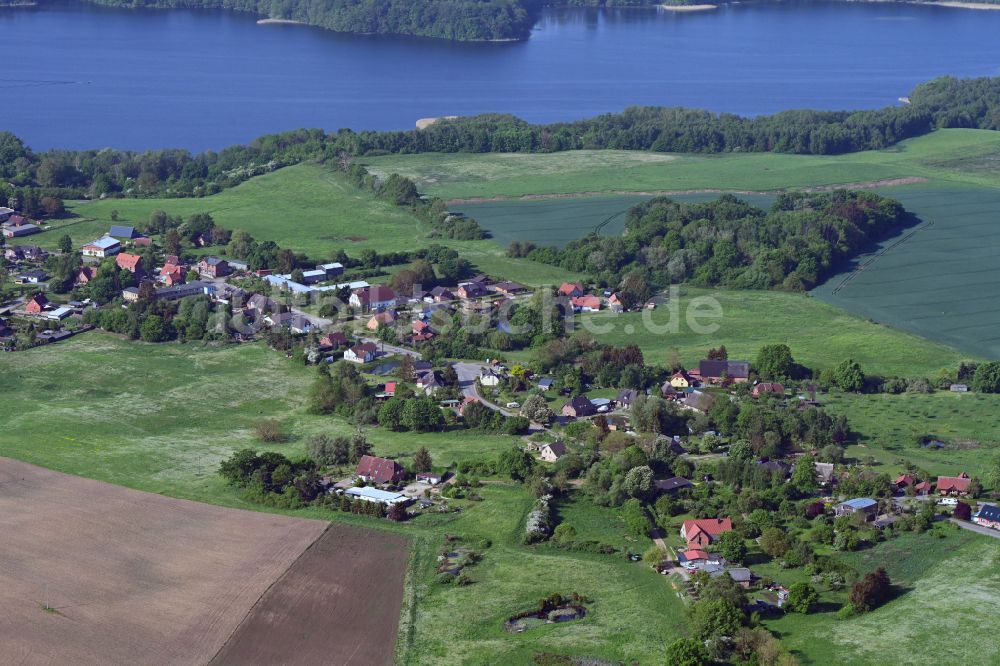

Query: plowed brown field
[[210, 523, 409, 666], [0, 458, 406, 666]]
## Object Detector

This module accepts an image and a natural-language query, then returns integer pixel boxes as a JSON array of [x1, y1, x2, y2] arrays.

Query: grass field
[[20, 163, 582, 287], [0, 334, 688, 665], [822, 391, 1000, 478], [363, 129, 1000, 200], [767, 527, 1000, 666], [569, 287, 975, 378]]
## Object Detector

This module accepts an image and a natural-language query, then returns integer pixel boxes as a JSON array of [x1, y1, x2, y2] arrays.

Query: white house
[[344, 342, 378, 364], [539, 442, 566, 462], [479, 366, 501, 387], [82, 236, 122, 258]]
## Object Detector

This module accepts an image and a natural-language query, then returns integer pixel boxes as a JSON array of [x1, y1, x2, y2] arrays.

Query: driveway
[[359, 337, 422, 360], [949, 517, 1000, 539]]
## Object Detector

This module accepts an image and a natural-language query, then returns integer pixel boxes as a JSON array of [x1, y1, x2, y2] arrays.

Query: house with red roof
[[115, 253, 144, 275], [366, 310, 397, 330], [914, 480, 932, 495], [894, 474, 915, 490], [25, 293, 49, 314], [680, 518, 733, 548], [350, 285, 397, 312], [355, 455, 406, 485], [937, 472, 972, 496], [74, 266, 97, 287], [571, 295, 601, 312], [558, 282, 585, 298], [318, 331, 348, 350]]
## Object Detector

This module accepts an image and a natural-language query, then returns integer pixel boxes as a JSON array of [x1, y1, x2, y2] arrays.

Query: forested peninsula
[[1, 76, 999, 205]]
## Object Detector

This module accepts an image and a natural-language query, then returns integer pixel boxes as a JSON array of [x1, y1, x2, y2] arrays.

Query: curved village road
[[949, 517, 1000, 540], [453, 361, 514, 416]]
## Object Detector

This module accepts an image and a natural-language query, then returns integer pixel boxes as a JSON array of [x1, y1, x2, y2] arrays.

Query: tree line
[[3, 76, 1000, 206]]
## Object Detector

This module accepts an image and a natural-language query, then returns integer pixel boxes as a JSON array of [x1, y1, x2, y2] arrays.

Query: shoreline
[[257, 17, 306, 25], [659, 4, 718, 11]]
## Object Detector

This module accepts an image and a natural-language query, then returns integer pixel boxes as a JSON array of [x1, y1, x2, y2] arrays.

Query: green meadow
[[766, 528, 1000, 666], [363, 129, 1000, 200], [573, 287, 975, 379], [824, 390, 1000, 479], [21, 163, 582, 287]]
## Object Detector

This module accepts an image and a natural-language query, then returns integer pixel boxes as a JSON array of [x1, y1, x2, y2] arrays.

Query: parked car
[[938, 497, 959, 506]]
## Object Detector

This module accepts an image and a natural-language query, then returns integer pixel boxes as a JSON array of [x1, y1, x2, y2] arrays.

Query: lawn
[[363, 129, 1000, 201], [0, 333, 688, 665], [766, 527, 1000, 666], [577, 287, 975, 379], [823, 391, 1000, 479]]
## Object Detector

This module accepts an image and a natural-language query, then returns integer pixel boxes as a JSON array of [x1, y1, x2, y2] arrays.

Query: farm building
[[316, 262, 344, 278], [937, 473, 972, 496], [835, 498, 878, 519], [156, 281, 215, 301], [342, 486, 409, 507], [2, 223, 40, 238], [108, 225, 142, 239], [699, 359, 750, 384], [681, 518, 732, 548], [356, 455, 406, 485], [491, 281, 527, 296], [82, 236, 121, 258], [539, 442, 566, 462]]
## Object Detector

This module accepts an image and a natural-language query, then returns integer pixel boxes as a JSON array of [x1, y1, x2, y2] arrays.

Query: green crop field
[[569, 287, 975, 379], [363, 129, 1000, 201], [823, 391, 1000, 479], [766, 528, 1000, 666], [812, 184, 1000, 359], [0, 333, 687, 664]]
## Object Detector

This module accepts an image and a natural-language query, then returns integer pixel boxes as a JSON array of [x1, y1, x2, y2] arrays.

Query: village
[[4, 205, 1000, 665]]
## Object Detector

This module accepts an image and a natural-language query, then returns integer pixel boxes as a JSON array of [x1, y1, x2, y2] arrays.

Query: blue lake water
[[4, 1, 1000, 151]]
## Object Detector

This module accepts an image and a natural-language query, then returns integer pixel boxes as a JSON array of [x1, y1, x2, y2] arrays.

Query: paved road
[[360, 337, 422, 360], [453, 361, 513, 416], [950, 517, 1000, 539]]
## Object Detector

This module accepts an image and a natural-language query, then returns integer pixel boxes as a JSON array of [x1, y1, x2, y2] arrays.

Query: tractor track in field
[[445, 177, 928, 206]]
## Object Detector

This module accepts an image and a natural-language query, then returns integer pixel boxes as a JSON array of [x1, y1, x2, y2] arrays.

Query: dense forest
[[1, 76, 999, 205], [62, 0, 537, 41], [517, 191, 913, 297]]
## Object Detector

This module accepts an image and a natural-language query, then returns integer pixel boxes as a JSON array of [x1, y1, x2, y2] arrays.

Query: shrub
[[252, 418, 284, 443]]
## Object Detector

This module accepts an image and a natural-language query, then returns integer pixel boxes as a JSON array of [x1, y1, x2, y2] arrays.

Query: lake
[[5, 1, 1000, 151]]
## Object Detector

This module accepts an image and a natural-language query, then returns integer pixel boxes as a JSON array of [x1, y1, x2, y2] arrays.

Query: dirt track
[[0, 458, 327, 665], [210, 523, 409, 666]]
